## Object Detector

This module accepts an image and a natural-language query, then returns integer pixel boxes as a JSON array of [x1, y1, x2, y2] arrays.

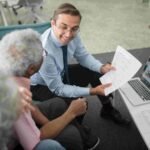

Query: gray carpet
[[83, 47, 150, 150]]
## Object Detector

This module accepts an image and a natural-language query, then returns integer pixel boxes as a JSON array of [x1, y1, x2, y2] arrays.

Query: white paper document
[[100, 45, 142, 96]]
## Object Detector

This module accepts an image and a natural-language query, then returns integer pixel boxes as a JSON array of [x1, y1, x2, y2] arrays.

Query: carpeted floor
[[82, 47, 150, 150]]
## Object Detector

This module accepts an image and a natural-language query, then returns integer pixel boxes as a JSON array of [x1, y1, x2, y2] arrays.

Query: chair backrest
[[18, 0, 43, 7], [0, 22, 50, 39]]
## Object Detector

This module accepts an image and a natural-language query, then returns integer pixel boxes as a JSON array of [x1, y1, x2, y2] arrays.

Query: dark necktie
[[61, 45, 70, 84]]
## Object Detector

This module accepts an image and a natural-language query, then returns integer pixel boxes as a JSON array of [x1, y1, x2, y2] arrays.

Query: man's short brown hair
[[52, 3, 82, 21]]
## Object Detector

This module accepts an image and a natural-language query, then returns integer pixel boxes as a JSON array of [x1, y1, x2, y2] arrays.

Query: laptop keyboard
[[128, 80, 150, 101]]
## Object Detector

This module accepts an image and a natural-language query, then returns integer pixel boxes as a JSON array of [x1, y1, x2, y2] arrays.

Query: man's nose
[[65, 30, 73, 37]]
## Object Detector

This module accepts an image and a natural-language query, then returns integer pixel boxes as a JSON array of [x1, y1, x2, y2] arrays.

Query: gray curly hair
[[0, 69, 20, 149], [0, 28, 43, 76]]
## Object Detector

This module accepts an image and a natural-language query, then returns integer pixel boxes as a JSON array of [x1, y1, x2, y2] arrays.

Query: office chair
[[10, 0, 45, 24], [0, 22, 51, 39]]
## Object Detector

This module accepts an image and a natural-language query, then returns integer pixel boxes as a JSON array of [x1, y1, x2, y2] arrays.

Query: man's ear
[[51, 20, 55, 26], [27, 64, 36, 77]]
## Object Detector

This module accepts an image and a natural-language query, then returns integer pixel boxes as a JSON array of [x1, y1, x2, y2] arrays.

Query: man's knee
[[55, 125, 84, 150], [37, 98, 68, 120]]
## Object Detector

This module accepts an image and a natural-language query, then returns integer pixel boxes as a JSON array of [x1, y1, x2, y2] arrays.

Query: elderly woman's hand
[[18, 86, 35, 113]]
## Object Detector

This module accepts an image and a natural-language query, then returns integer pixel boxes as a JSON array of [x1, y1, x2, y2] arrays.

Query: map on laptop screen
[[142, 57, 150, 89]]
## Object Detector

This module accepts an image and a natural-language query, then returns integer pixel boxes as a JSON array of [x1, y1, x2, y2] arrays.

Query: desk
[[119, 87, 150, 150]]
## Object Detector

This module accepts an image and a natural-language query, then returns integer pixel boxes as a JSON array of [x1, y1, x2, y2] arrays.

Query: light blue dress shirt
[[31, 28, 103, 98]]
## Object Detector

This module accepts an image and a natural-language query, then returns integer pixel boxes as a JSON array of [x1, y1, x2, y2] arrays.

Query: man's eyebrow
[[60, 23, 67, 26], [61, 23, 79, 28]]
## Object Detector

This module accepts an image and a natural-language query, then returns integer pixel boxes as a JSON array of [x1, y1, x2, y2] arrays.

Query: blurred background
[[0, 0, 150, 54]]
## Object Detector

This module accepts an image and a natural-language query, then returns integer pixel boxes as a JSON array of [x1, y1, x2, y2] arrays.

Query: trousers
[[35, 139, 66, 150], [36, 98, 84, 150]]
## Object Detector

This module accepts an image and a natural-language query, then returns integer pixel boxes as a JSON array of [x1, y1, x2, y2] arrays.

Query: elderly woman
[[0, 69, 64, 150]]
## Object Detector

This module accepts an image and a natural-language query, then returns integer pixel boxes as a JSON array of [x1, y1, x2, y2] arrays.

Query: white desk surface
[[119, 87, 150, 150]]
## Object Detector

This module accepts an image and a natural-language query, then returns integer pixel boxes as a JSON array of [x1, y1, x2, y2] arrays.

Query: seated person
[[0, 29, 89, 150], [0, 70, 65, 150], [30, 3, 130, 126]]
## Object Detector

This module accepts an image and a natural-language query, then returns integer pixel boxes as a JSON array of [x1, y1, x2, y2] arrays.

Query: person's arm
[[89, 63, 115, 96], [31, 105, 49, 126], [74, 35, 103, 73], [90, 83, 112, 96], [39, 98, 87, 139]]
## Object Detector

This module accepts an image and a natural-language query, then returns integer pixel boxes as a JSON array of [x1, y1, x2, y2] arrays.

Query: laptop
[[120, 56, 150, 106]]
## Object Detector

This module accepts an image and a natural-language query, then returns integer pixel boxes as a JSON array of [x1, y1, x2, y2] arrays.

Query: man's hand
[[90, 83, 112, 96], [67, 98, 87, 118], [100, 63, 115, 74]]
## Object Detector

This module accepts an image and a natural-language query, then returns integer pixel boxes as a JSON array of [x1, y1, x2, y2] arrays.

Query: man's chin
[[61, 40, 70, 45], [60, 38, 73, 45]]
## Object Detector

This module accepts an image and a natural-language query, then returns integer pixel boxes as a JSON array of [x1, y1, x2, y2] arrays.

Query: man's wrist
[[64, 109, 76, 120], [100, 64, 105, 74], [90, 87, 96, 95]]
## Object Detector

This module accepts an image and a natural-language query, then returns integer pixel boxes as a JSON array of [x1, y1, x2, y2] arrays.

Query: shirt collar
[[51, 29, 63, 48]]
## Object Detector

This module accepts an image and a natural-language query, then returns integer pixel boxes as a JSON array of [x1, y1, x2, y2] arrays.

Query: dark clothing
[[36, 98, 84, 150], [31, 64, 113, 149], [31, 64, 112, 104]]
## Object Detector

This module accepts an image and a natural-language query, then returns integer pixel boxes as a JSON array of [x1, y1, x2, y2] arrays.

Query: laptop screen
[[142, 56, 150, 89]]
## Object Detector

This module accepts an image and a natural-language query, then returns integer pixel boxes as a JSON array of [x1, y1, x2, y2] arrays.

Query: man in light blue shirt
[[31, 3, 130, 126]]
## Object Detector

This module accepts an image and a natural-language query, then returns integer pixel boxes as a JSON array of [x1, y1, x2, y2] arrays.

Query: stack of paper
[[100, 46, 142, 96]]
